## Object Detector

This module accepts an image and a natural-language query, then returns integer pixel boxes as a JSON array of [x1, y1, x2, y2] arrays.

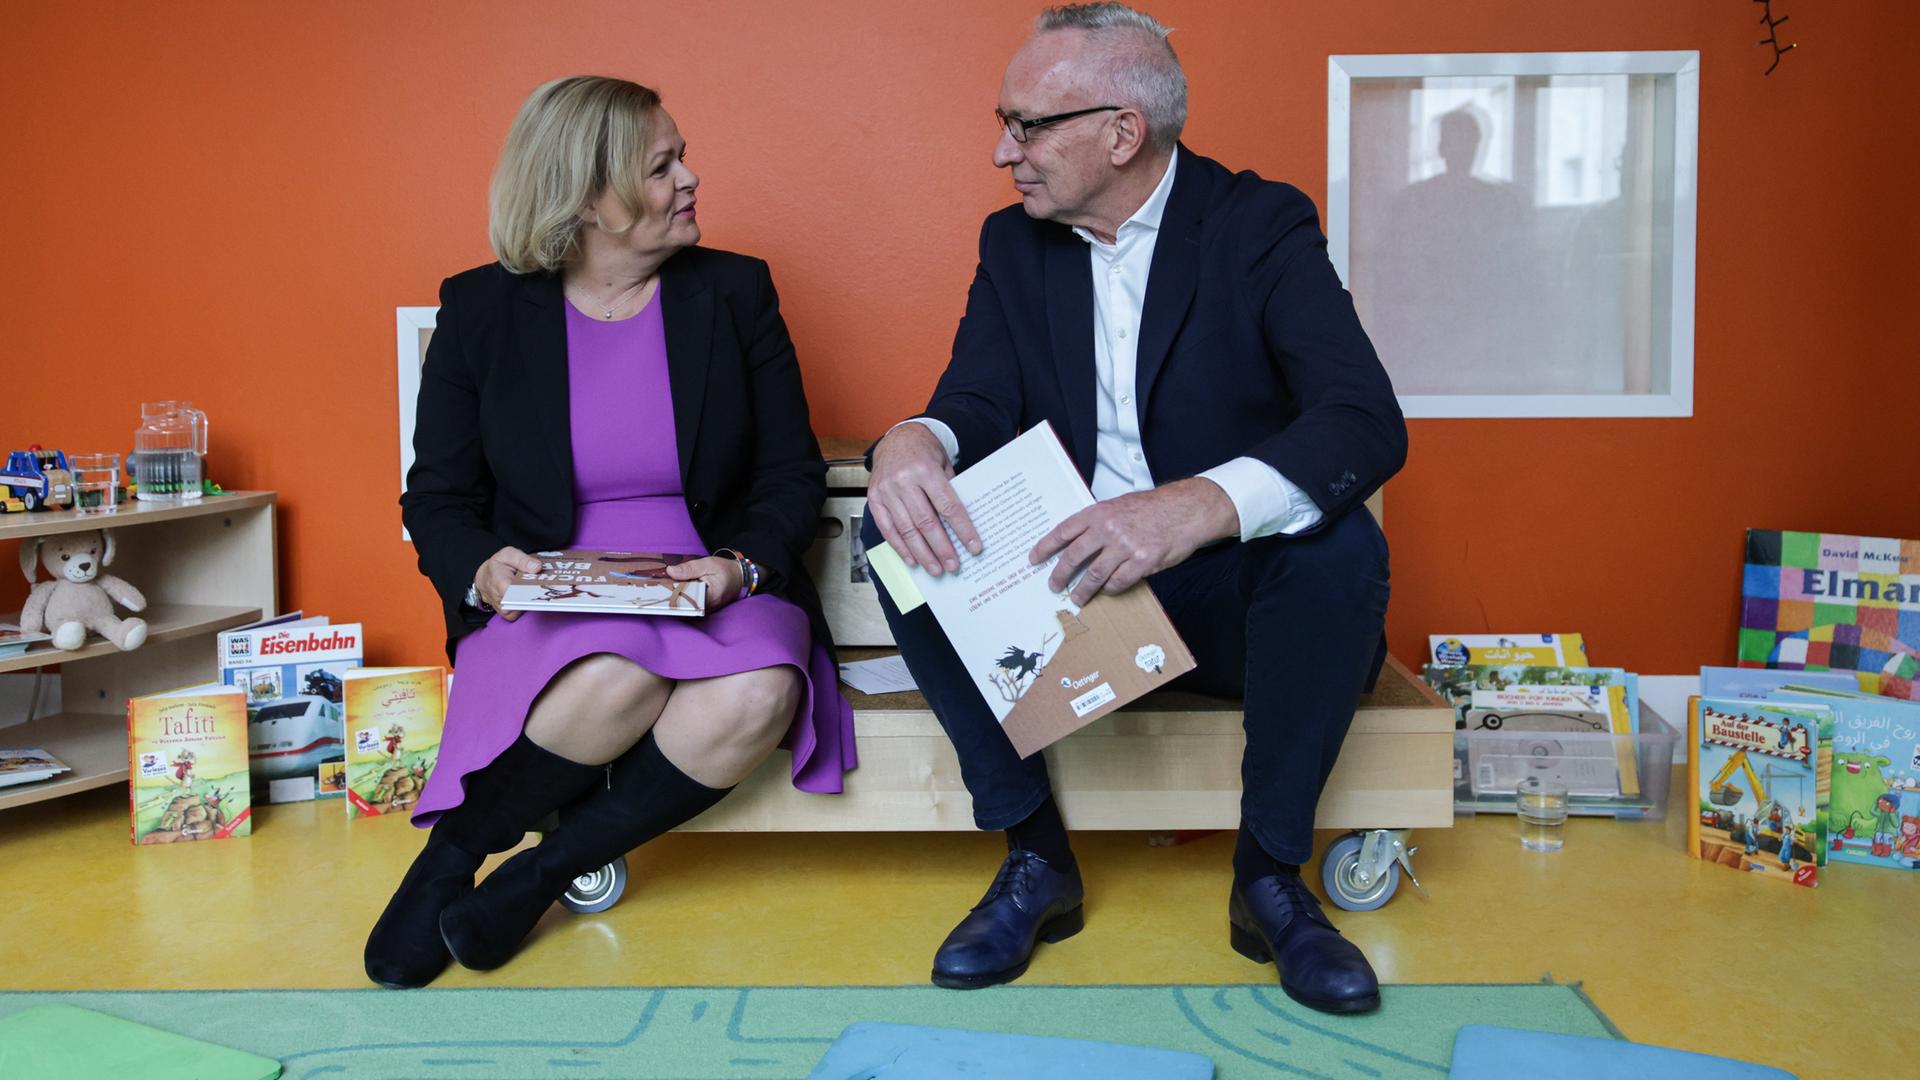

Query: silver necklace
[[570, 277, 649, 320]]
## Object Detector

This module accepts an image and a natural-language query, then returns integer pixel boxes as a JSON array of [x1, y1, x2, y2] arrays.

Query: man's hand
[[865, 423, 983, 577], [666, 556, 746, 612], [475, 546, 544, 622], [1032, 478, 1240, 605]]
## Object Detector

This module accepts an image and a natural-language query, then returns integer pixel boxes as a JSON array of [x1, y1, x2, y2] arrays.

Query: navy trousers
[[861, 505, 1391, 865]]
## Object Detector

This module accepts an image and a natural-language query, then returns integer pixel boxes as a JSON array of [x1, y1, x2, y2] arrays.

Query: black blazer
[[920, 147, 1406, 525], [402, 248, 832, 664]]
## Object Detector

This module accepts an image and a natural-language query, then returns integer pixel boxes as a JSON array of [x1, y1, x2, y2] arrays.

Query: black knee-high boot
[[363, 734, 606, 988], [439, 732, 731, 971]]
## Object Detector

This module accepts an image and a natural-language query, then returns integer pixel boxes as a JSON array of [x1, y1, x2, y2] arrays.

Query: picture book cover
[[0, 748, 70, 789], [1427, 664, 1639, 730], [866, 422, 1196, 758], [0, 621, 53, 659], [499, 550, 706, 616], [127, 683, 252, 845], [1768, 685, 1920, 871], [342, 667, 446, 819], [1428, 634, 1588, 669], [1698, 665, 1859, 701], [1689, 696, 1831, 886], [1739, 529, 1920, 700], [218, 618, 359, 804]]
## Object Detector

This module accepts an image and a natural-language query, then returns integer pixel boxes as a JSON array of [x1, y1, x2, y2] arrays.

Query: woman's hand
[[475, 546, 544, 622], [666, 556, 745, 612]]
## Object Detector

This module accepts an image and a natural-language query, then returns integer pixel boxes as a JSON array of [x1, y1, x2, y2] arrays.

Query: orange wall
[[5, 1, 1916, 674]]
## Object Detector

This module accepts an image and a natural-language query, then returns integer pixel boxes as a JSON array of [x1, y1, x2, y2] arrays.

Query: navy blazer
[[921, 147, 1406, 527], [401, 249, 831, 664]]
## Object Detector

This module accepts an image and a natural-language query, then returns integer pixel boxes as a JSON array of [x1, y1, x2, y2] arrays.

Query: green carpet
[[0, 983, 1618, 1079]]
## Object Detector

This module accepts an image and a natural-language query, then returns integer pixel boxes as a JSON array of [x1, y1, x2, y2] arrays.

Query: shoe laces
[[1255, 872, 1333, 928], [977, 850, 1047, 912]]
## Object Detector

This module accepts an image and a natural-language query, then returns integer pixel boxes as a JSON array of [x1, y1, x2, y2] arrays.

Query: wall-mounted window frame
[[1328, 51, 1700, 419], [395, 306, 436, 540]]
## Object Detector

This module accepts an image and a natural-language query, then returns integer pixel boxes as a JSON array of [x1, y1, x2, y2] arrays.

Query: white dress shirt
[[901, 149, 1323, 541]]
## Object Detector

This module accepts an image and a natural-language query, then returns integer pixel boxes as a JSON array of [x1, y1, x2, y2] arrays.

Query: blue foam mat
[[809, 1021, 1213, 1079]]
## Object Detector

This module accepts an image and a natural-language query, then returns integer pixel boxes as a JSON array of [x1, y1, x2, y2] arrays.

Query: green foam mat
[[0, 1003, 281, 1080], [0, 983, 1617, 1080]]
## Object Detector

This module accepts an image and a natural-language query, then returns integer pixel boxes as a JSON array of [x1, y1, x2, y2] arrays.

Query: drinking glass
[[68, 453, 121, 515], [1516, 776, 1569, 852]]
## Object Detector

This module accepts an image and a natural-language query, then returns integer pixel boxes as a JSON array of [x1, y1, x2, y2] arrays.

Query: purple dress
[[413, 294, 856, 826]]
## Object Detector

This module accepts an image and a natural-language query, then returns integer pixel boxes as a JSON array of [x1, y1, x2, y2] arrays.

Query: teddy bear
[[19, 529, 148, 651]]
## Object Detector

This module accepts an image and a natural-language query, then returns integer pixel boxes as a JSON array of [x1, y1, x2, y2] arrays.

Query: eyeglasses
[[995, 105, 1121, 143]]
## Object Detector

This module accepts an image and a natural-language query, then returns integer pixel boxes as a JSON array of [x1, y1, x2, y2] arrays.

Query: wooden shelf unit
[[0, 492, 276, 810]]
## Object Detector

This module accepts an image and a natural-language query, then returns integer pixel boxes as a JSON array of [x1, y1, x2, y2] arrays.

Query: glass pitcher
[[132, 400, 209, 502]]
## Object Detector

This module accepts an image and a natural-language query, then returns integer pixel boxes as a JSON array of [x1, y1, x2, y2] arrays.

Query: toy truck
[[0, 448, 74, 512]]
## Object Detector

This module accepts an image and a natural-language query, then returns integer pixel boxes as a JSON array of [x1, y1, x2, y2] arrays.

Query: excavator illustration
[[1701, 747, 1814, 864]]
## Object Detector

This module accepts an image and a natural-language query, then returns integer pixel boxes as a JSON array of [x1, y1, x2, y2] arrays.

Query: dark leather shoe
[[1229, 874, 1380, 1014], [932, 850, 1085, 989]]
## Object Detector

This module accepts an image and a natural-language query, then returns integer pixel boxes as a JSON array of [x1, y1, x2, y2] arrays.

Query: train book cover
[[127, 683, 252, 845], [343, 667, 445, 820], [1689, 697, 1831, 887], [216, 618, 362, 804]]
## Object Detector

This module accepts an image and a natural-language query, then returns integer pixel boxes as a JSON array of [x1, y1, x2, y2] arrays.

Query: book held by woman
[[498, 549, 706, 616]]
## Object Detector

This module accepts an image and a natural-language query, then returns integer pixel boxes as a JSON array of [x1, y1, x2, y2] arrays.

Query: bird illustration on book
[[987, 632, 1061, 703], [382, 723, 406, 760]]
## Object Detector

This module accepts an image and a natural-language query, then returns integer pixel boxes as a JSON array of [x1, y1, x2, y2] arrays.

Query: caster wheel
[[560, 855, 628, 913], [1321, 834, 1399, 911]]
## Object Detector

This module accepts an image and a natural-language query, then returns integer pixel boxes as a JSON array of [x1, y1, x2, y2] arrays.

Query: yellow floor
[[3, 774, 1910, 1078]]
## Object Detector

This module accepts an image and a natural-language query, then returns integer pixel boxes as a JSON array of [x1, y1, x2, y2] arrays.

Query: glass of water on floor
[[1516, 776, 1569, 852], [69, 453, 121, 515]]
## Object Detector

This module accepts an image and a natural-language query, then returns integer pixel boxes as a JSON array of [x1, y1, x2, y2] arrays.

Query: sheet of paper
[[864, 541, 925, 613], [836, 654, 919, 695]]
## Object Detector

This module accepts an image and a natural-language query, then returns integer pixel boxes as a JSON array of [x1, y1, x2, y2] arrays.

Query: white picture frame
[[395, 306, 437, 540], [1328, 51, 1700, 419]]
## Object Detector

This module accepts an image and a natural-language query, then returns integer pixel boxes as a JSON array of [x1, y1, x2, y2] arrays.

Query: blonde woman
[[367, 76, 855, 989]]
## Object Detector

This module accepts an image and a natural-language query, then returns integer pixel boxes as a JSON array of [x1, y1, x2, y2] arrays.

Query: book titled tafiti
[[499, 550, 706, 616], [127, 683, 253, 845]]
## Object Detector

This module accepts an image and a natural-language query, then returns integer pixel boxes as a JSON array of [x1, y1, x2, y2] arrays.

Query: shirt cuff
[[891, 417, 959, 467], [1197, 457, 1324, 541]]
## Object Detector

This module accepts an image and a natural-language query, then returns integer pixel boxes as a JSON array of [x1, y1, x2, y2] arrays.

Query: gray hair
[[1035, 3, 1187, 152]]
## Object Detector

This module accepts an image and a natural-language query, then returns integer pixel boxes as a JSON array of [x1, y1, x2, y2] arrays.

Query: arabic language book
[[342, 667, 447, 820]]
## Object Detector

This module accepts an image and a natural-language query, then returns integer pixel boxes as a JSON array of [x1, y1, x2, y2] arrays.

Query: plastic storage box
[[1453, 704, 1680, 820]]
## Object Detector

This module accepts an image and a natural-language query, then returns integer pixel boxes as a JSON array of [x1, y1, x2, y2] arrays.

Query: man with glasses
[[863, 3, 1405, 1014]]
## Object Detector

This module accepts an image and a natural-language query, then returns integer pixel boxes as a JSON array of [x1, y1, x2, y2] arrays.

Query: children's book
[[1428, 634, 1587, 669], [0, 748, 70, 789], [499, 550, 706, 616], [217, 618, 360, 804], [1766, 685, 1920, 871], [342, 667, 446, 819], [0, 622, 53, 659], [1461, 684, 1640, 798], [1739, 529, 1920, 700], [1687, 696, 1831, 886], [127, 683, 252, 845], [863, 422, 1196, 757], [1699, 665, 1859, 701]]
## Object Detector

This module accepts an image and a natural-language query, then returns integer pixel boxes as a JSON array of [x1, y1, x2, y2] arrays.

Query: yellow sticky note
[[865, 541, 926, 613]]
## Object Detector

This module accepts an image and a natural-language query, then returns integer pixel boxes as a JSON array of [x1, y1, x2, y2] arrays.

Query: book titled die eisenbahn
[[499, 550, 707, 616]]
